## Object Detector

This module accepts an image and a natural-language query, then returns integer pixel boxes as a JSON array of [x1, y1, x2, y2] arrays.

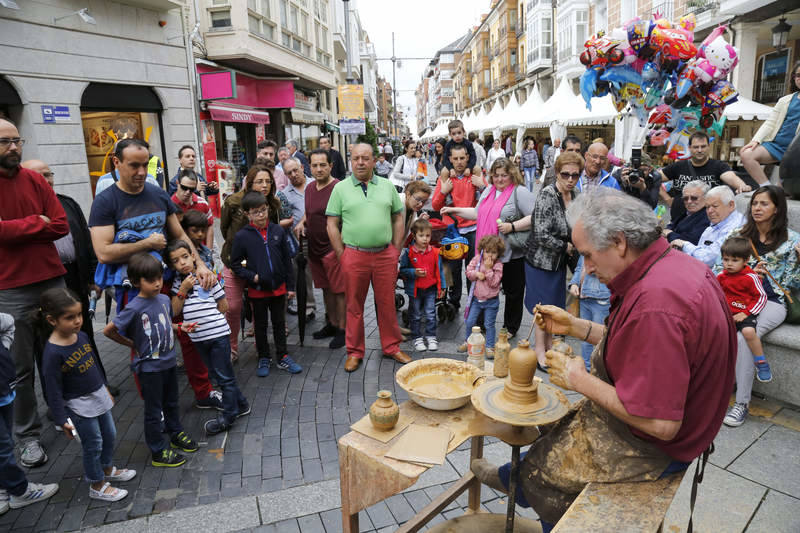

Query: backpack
[[439, 224, 470, 261]]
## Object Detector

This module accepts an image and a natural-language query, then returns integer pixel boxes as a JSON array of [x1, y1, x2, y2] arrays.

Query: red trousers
[[340, 246, 402, 359]]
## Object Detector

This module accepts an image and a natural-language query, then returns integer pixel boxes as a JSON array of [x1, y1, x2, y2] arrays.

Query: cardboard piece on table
[[384, 424, 452, 466], [350, 413, 414, 443]]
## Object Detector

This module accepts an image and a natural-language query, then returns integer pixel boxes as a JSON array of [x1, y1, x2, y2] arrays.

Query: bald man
[[576, 142, 620, 192], [21, 160, 115, 396]]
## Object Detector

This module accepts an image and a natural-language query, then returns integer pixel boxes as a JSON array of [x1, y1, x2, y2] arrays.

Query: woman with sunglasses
[[740, 61, 800, 186], [524, 152, 582, 371], [401, 180, 432, 244], [220, 165, 290, 360], [714, 185, 800, 427]]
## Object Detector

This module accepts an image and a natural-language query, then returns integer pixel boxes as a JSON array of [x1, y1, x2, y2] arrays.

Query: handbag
[[749, 241, 800, 324], [504, 187, 531, 252]]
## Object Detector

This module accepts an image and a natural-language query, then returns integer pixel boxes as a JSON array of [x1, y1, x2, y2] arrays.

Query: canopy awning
[[526, 79, 577, 128], [496, 93, 522, 131], [561, 94, 620, 126], [208, 104, 270, 124], [723, 97, 773, 121]]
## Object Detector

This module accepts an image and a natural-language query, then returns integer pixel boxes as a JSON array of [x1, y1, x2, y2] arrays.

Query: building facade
[[0, 0, 194, 213]]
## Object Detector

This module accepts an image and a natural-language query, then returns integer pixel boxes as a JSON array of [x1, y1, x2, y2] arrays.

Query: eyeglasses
[[587, 153, 608, 161], [559, 172, 581, 180], [41, 171, 54, 178], [411, 195, 428, 205], [682, 195, 701, 202], [179, 184, 197, 193], [0, 138, 25, 148], [248, 207, 269, 217]]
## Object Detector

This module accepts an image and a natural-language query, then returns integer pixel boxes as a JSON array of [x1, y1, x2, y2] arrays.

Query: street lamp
[[54, 7, 96, 25], [771, 16, 791, 51]]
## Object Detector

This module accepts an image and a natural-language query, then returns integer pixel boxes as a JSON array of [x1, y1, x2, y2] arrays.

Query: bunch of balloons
[[579, 13, 740, 160]]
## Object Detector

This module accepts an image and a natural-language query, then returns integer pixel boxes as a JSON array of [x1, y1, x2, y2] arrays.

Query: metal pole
[[392, 32, 398, 139], [343, 0, 354, 84], [506, 444, 520, 533]]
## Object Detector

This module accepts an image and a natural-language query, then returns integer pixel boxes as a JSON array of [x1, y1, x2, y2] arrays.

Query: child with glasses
[[230, 192, 302, 378]]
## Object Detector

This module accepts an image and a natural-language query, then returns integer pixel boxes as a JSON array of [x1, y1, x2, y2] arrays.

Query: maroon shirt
[[0, 167, 69, 289], [305, 178, 338, 259], [605, 238, 736, 462]]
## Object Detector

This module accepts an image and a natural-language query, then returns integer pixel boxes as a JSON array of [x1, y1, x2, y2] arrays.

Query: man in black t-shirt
[[659, 131, 750, 220]]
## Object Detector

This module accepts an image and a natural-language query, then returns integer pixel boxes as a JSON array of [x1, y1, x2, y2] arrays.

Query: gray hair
[[705, 185, 734, 204], [683, 180, 710, 195], [277, 147, 290, 156], [566, 188, 661, 251], [283, 157, 302, 170], [285, 139, 299, 149]]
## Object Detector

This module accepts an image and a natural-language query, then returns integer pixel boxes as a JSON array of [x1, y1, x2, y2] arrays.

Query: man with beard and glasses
[[0, 119, 69, 468]]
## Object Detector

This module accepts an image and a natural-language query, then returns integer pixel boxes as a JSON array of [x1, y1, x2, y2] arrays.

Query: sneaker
[[426, 337, 439, 351], [195, 390, 224, 410], [329, 329, 346, 349], [257, 358, 271, 377], [723, 402, 748, 427], [287, 300, 298, 315], [170, 431, 199, 453], [237, 402, 252, 419], [89, 482, 128, 502], [457, 343, 468, 353], [486, 348, 495, 359], [276, 355, 302, 374], [204, 417, 231, 436], [414, 338, 427, 352], [306, 311, 316, 321], [151, 449, 186, 468], [105, 467, 136, 482], [756, 361, 773, 383], [0, 489, 8, 515], [19, 440, 47, 468], [9, 482, 58, 509], [313, 323, 337, 339]]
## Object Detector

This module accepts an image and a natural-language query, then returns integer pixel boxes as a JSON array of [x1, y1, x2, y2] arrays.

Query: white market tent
[[462, 109, 476, 132], [526, 78, 578, 128], [429, 120, 449, 138], [471, 106, 489, 135], [495, 93, 522, 134], [562, 94, 619, 126], [481, 99, 504, 135], [518, 84, 545, 125], [724, 97, 774, 121], [420, 127, 433, 140]]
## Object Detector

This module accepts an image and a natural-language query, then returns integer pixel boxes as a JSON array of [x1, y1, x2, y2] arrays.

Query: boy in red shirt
[[717, 236, 771, 382], [399, 219, 445, 352]]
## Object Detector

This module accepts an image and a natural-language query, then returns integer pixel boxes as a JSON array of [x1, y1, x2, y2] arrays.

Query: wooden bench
[[552, 472, 686, 532]]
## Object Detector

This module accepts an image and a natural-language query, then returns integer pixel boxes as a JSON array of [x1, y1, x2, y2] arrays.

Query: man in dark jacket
[[318, 136, 346, 180], [662, 180, 711, 246], [286, 139, 311, 177], [22, 160, 117, 396]]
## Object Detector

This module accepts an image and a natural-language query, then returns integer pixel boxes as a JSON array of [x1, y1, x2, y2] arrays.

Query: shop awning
[[724, 97, 774, 121], [290, 108, 325, 125], [208, 104, 270, 124]]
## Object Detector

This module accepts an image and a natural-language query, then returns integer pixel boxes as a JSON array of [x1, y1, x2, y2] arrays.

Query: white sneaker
[[89, 482, 128, 502], [9, 482, 59, 509], [413, 338, 427, 352], [426, 337, 439, 351], [105, 466, 137, 482], [0, 489, 8, 515]]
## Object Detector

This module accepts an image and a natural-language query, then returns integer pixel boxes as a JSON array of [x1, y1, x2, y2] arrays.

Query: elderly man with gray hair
[[663, 180, 711, 246], [670, 185, 745, 267], [285, 139, 311, 177], [470, 188, 736, 531]]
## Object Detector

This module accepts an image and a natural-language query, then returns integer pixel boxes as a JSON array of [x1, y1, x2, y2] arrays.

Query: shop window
[[210, 10, 232, 28], [756, 50, 790, 104]]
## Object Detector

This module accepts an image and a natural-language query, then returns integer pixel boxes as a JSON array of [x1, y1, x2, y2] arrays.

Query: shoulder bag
[[749, 240, 800, 324], [504, 186, 531, 253]]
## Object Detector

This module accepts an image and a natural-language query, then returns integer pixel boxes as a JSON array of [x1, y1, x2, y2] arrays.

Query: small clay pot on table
[[369, 390, 400, 430]]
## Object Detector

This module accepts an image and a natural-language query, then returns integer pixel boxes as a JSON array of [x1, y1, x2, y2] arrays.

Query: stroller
[[396, 220, 463, 325]]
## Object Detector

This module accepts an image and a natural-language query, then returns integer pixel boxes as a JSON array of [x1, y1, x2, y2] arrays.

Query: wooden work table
[[338, 399, 540, 533]]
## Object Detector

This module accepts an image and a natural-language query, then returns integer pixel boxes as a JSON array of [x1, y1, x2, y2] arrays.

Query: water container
[[466, 326, 486, 370]]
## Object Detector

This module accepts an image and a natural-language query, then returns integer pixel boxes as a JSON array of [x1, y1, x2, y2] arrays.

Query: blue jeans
[[409, 286, 438, 339], [193, 335, 248, 425], [69, 408, 116, 483], [523, 167, 537, 191], [466, 297, 499, 348], [0, 401, 27, 496], [139, 366, 182, 454], [579, 297, 610, 371]]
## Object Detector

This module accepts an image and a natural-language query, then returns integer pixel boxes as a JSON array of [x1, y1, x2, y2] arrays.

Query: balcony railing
[[493, 44, 500, 57], [516, 22, 524, 37], [685, 0, 717, 14]]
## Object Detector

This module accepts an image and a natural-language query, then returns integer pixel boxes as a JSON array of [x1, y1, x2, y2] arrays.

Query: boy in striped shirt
[[167, 241, 250, 435]]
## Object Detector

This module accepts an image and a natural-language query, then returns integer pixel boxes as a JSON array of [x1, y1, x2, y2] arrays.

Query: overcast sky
[[356, 0, 490, 134]]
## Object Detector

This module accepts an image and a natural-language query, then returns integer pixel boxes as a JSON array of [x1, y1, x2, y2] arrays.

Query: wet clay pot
[[500, 340, 540, 410], [369, 390, 400, 430]]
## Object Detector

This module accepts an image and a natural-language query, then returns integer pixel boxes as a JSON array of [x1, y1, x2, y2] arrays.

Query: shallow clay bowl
[[395, 358, 485, 411]]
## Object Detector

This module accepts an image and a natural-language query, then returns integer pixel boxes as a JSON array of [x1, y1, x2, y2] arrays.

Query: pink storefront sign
[[207, 104, 271, 124], [197, 64, 295, 108]]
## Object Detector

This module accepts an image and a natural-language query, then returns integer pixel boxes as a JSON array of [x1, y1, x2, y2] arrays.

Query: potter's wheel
[[471, 380, 569, 427]]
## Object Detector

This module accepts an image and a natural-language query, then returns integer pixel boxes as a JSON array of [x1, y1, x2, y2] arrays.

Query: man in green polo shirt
[[326, 143, 411, 372]]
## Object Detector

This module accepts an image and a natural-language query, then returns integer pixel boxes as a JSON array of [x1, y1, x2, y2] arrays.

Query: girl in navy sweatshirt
[[40, 288, 136, 502]]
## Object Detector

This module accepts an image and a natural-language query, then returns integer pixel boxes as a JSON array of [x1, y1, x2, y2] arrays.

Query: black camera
[[628, 146, 642, 183]]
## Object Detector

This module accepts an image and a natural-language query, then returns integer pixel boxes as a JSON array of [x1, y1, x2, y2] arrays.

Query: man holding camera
[[616, 151, 661, 208]]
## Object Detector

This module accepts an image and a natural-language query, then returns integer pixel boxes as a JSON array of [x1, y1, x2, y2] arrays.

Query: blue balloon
[[599, 65, 644, 89], [580, 69, 600, 110]]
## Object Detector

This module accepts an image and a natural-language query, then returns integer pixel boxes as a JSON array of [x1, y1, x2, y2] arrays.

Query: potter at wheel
[[471, 340, 570, 427]]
